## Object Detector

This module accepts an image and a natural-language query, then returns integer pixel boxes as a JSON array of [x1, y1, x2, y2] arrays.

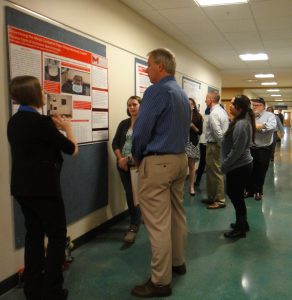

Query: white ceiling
[[120, 0, 292, 105]]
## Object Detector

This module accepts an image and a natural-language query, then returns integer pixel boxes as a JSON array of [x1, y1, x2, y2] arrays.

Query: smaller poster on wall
[[135, 58, 151, 98], [182, 77, 203, 112]]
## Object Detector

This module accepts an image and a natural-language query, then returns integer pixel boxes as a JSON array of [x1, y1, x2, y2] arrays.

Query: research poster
[[182, 77, 203, 112], [135, 60, 151, 98], [8, 26, 109, 144]]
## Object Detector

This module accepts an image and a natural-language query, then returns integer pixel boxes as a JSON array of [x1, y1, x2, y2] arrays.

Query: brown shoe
[[172, 263, 186, 275], [123, 225, 139, 243], [131, 279, 171, 298], [207, 202, 226, 209]]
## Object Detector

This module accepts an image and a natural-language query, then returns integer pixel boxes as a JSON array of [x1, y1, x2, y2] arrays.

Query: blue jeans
[[117, 166, 141, 226]]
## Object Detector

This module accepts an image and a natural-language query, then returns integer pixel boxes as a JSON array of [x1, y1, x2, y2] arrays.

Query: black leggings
[[226, 163, 252, 220]]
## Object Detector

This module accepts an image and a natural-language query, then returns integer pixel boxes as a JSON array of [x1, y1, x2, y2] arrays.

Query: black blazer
[[189, 117, 203, 146], [7, 111, 75, 197]]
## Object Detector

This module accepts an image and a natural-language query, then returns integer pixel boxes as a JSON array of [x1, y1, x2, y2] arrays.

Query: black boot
[[225, 216, 247, 239], [230, 221, 250, 232]]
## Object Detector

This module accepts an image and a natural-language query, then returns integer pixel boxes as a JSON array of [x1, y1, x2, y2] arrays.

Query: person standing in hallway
[[112, 96, 142, 244], [7, 76, 78, 300], [131, 48, 190, 298], [266, 106, 284, 162], [185, 98, 203, 196], [245, 98, 277, 201], [277, 109, 284, 125], [195, 107, 210, 187], [201, 92, 229, 209], [221, 95, 255, 239]]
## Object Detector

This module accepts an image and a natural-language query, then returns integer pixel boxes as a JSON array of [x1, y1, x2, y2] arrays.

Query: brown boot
[[131, 279, 171, 298]]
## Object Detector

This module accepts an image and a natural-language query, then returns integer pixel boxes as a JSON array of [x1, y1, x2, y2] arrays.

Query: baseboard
[[0, 273, 19, 297], [0, 210, 128, 296]]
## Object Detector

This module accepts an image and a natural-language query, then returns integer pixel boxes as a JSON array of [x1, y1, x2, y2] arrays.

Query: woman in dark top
[[112, 96, 141, 244], [185, 98, 203, 196], [221, 95, 255, 239], [7, 76, 78, 300]]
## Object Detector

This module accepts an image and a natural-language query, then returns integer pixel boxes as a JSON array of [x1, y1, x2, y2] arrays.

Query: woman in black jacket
[[7, 76, 78, 300], [185, 98, 203, 196], [112, 96, 141, 244]]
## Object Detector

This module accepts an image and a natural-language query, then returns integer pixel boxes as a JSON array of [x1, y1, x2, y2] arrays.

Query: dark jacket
[[189, 116, 203, 146], [7, 111, 75, 197], [112, 118, 131, 153]]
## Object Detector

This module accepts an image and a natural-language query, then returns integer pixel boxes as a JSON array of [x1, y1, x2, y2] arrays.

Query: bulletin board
[[6, 6, 109, 248]]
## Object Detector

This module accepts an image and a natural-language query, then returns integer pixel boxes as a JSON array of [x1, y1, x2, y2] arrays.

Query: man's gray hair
[[208, 91, 220, 103], [147, 48, 176, 76]]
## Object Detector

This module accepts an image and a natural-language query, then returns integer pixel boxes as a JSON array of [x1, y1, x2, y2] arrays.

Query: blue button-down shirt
[[132, 76, 190, 163]]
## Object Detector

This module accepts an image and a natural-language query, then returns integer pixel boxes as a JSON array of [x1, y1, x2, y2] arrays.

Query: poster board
[[182, 76, 203, 112], [7, 9, 109, 144], [135, 58, 151, 98], [6, 6, 109, 248]]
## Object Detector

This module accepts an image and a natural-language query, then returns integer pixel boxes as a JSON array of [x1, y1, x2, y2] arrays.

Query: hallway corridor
[[1, 129, 292, 300]]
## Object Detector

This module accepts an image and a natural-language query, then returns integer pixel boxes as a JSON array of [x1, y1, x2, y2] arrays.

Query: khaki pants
[[138, 154, 187, 285], [206, 143, 225, 202]]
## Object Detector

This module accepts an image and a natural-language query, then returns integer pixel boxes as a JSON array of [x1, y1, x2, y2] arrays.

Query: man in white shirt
[[202, 92, 229, 209], [245, 98, 277, 201]]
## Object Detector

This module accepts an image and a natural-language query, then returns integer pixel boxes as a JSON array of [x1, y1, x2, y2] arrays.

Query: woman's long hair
[[225, 95, 256, 143], [189, 98, 202, 123]]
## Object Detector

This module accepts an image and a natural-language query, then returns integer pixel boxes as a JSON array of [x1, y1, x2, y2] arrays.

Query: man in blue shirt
[[131, 48, 190, 298]]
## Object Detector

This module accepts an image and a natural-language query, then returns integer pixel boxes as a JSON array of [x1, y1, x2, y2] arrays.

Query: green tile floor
[[1, 132, 292, 300]]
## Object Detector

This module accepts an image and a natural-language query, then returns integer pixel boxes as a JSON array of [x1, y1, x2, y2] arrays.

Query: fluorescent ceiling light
[[270, 94, 282, 97], [267, 89, 280, 92], [261, 82, 277, 86], [275, 100, 283, 102], [239, 53, 268, 61], [246, 79, 258, 82], [255, 74, 274, 78], [194, 0, 248, 6]]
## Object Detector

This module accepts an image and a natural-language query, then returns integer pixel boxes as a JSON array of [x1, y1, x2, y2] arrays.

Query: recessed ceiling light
[[246, 79, 258, 82], [270, 94, 282, 97], [261, 82, 277, 86], [255, 74, 274, 78], [194, 0, 248, 6], [267, 89, 280, 92], [239, 53, 268, 61]]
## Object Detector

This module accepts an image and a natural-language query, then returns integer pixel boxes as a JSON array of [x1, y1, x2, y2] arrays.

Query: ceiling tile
[[120, 0, 153, 11], [250, 0, 292, 18], [224, 31, 262, 43], [203, 3, 252, 21], [158, 7, 206, 24], [256, 16, 292, 31], [144, 0, 194, 9], [214, 19, 257, 33]]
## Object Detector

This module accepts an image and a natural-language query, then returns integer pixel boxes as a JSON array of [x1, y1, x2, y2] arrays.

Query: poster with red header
[[8, 25, 109, 143]]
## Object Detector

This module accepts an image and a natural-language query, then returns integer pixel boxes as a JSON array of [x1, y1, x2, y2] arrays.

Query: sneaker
[[123, 225, 139, 243]]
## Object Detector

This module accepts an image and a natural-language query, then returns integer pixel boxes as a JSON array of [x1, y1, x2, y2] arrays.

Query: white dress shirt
[[206, 104, 229, 144]]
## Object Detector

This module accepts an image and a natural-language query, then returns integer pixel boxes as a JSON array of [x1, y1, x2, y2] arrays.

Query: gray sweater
[[221, 118, 253, 174]]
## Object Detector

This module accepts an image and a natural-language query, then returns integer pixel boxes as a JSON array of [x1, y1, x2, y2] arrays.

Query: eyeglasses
[[252, 103, 263, 107]]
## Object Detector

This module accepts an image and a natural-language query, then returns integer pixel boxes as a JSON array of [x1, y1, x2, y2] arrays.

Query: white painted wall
[[0, 0, 221, 282]]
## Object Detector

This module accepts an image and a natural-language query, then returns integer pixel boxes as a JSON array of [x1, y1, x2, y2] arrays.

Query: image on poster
[[7, 26, 109, 144], [135, 58, 151, 98]]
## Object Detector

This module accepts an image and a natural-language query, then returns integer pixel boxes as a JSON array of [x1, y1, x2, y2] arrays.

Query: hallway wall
[[0, 0, 221, 282]]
